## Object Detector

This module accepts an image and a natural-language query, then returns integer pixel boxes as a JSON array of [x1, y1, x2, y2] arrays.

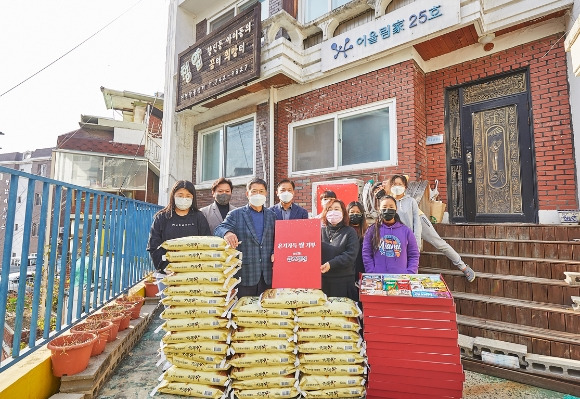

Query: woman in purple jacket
[[362, 195, 419, 274]]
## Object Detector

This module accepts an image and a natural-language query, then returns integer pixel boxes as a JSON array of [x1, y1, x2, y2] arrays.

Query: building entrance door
[[446, 71, 537, 223]]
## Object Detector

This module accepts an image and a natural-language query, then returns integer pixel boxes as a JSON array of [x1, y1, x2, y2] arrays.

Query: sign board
[[312, 179, 364, 216], [176, 4, 261, 111], [272, 219, 321, 289], [321, 1, 460, 72], [426, 134, 443, 145]]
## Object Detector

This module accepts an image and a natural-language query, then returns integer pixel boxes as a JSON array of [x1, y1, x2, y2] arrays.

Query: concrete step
[[457, 314, 580, 360], [424, 237, 580, 261], [420, 267, 580, 306], [452, 291, 579, 334], [420, 251, 580, 279]]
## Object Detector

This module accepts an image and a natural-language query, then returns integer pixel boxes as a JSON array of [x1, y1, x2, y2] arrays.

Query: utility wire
[[0, 0, 144, 99]]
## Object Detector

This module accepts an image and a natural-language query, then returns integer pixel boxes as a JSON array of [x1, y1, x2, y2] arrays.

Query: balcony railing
[[0, 165, 161, 371]]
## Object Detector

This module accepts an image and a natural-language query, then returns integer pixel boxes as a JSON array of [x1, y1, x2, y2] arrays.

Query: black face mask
[[374, 189, 386, 199], [349, 214, 363, 226], [381, 209, 397, 221]]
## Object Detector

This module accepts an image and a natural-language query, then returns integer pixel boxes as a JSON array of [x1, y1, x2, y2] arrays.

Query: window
[[209, 0, 269, 32], [15, 223, 18, 231], [17, 196, 21, 203], [4, 189, 8, 194], [32, 223, 38, 237], [198, 117, 255, 183], [34, 193, 42, 206], [37, 163, 47, 177], [290, 99, 397, 174], [303, 0, 352, 23]]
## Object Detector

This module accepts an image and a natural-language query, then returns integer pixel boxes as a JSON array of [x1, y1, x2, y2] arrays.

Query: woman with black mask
[[347, 201, 368, 283], [362, 195, 419, 274]]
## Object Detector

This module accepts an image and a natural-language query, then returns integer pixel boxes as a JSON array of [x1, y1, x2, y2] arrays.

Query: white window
[[209, 0, 269, 33], [198, 116, 255, 183], [289, 99, 397, 174], [302, 0, 352, 23]]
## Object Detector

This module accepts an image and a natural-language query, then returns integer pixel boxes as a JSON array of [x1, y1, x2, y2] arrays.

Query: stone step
[[419, 267, 580, 306], [433, 224, 580, 242], [420, 251, 580, 279], [423, 237, 580, 261], [457, 314, 580, 360], [452, 291, 579, 335]]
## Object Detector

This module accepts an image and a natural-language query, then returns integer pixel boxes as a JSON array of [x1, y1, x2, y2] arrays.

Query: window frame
[[300, 0, 352, 23], [196, 114, 257, 187], [288, 98, 397, 176], [208, 0, 269, 33]]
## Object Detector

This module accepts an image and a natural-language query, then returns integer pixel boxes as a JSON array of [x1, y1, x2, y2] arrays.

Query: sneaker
[[460, 264, 476, 282]]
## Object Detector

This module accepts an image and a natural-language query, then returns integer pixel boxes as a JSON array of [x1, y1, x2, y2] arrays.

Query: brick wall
[[275, 59, 426, 213], [425, 33, 575, 209], [57, 136, 144, 157]]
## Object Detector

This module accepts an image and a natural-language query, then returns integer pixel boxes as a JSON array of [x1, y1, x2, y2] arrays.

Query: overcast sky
[[0, 0, 169, 154]]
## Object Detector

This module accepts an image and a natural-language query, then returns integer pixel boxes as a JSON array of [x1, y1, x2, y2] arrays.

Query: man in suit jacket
[[201, 177, 237, 233], [215, 177, 276, 297], [270, 179, 309, 220]]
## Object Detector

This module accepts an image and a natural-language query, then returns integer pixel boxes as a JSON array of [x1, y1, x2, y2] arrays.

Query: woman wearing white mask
[[320, 198, 359, 300], [314, 190, 337, 218], [385, 174, 476, 282], [147, 180, 212, 274]]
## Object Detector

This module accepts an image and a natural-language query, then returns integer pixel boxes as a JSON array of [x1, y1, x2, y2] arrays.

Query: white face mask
[[174, 197, 192, 211], [391, 186, 405, 196], [279, 191, 293, 203], [249, 194, 266, 207], [326, 210, 343, 225]]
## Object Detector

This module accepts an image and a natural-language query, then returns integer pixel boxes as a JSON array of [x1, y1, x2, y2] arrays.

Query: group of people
[[147, 175, 475, 302]]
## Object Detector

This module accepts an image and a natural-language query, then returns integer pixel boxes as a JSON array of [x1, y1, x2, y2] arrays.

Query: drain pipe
[[269, 87, 276, 205]]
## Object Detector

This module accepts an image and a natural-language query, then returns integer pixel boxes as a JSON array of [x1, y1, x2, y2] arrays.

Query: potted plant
[[102, 310, 131, 331], [116, 295, 145, 319], [47, 332, 97, 377], [71, 320, 113, 356], [87, 313, 122, 339]]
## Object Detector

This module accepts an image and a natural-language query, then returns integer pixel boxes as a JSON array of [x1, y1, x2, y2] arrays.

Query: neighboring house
[[160, 0, 580, 225], [53, 87, 164, 204], [0, 148, 52, 271]]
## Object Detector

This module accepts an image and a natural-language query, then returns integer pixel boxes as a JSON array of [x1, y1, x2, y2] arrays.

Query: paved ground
[[95, 303, 578, 399]]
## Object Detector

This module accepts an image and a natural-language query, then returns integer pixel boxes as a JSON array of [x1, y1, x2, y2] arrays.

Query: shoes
[[459, 264, 476, 282]]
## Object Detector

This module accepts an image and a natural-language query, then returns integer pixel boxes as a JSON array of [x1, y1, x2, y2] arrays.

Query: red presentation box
[[367, 381, 463, 398], [366, 348, 460, 363], [363, 315, 458, 329], [363, 323, 459, 338], [367, 385, 462, 399], [371, 365, 465, 382], [365, 341, 460, 355], [369, 372, 464, 391], [366, 357, 464, 374], [361, 304, 457, 320], [363, 332, 459, 348]]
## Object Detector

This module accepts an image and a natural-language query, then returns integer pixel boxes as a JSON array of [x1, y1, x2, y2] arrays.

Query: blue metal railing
[[0, 165, 161, 371]]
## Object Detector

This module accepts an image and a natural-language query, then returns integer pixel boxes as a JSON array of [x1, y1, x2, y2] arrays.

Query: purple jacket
[[362, 221, 420, 274]]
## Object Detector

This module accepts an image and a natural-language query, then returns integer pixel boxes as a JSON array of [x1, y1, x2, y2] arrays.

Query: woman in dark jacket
[[147, 180, 212, 274], [347, 201, 368, 284], [320, 198, 359, 300]]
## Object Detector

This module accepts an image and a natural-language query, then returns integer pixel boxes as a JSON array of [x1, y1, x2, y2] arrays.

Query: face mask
[[381, 209, 397, 221], [326, 210, 343, 225], [391, 186, 405, 196], [349, 214, 363, 225], [279, 191, 293, 203], [249, 194, 266, 207], [215, 193, 231, 205], [175, 197, 192, 211], [374, 189, 386, 199]]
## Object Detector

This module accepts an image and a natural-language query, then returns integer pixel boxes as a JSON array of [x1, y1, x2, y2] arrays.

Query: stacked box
[[153, 236, 240, 399], [360, 274, 464, 399], [228, 296, 300, 399], [295, 297, 367, 399]]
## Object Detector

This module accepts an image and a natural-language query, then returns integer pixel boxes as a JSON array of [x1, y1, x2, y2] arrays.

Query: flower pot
[[144, 281, 159, 297], [87, 313, 120, 341], [47, 332, 97, 377], [116, 296, 144, 319], [103, 311, 130, 331], [71, 321, 113, 356]]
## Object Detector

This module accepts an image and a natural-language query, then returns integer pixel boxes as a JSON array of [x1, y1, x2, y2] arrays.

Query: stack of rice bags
[[296, 297, 367, 399], [227, 294, 300, 399], [152, 236, 240, 399]]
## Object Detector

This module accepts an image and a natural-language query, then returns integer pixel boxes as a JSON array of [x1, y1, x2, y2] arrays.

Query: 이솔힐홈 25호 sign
[[176, 4, 261, 111]]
